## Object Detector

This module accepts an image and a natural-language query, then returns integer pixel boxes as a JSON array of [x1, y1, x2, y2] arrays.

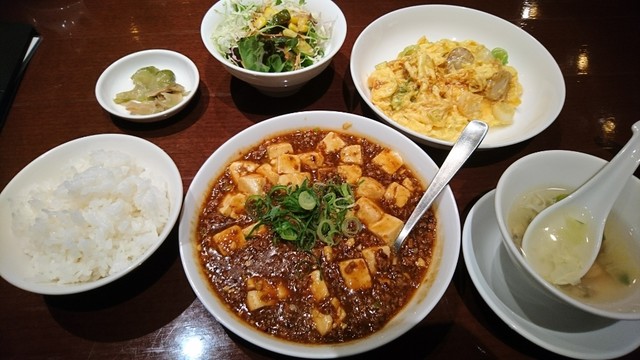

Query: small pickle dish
[[95, 49, 199, 122]]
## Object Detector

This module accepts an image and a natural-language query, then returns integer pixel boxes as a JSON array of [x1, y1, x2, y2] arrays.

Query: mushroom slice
[[485, 69, 512, 101], [446, 47, 474, 71]]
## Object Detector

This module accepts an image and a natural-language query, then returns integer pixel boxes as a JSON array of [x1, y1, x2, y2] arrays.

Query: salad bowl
[[201, 0, 347, 97]]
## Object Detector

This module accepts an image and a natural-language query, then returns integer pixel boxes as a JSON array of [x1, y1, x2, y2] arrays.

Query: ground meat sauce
[[196, 128, 436, 344]]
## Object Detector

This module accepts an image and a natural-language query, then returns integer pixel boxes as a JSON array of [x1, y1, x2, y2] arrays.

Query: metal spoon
[[393, 120, 488, 253], [521, 120, 640, 286]]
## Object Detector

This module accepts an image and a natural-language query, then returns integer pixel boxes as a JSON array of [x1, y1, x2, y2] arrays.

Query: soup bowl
[[200, 0, 347, 97], [178, 111, 461, 357], [495, 150, 640, 320]]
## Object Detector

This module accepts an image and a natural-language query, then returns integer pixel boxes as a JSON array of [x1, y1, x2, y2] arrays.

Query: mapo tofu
[[197, 128, 437, 344]]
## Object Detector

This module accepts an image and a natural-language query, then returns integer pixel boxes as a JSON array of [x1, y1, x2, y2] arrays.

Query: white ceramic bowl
[[95, 49, 199, 122], [350, 4, 565, 149], [200, 0, 347, 97], [0, 134, 183, 295], [179, 110, 460, 357], [495, 150, 640, 320]]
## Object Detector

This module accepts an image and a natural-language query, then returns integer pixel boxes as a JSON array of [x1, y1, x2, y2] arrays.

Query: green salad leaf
[[237, 36, 270, 72]]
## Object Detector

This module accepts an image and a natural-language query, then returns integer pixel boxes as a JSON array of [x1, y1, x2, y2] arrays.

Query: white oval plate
[[462, 190, 640, 359], [351, 5, 565, 149]]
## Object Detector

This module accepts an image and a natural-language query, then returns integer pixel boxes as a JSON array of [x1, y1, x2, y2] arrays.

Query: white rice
[[10, 149, 170, 284]]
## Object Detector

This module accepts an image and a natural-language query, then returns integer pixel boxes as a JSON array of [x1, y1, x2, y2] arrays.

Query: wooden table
[[1, 0, 639, 359]]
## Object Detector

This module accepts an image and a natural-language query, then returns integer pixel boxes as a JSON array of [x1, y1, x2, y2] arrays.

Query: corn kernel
[[253, 16, 267, 29], [288, 23, 299, 32], [283, 28, 298, 38], [263, 6, 276, 19], [298, 20, 309, 34]]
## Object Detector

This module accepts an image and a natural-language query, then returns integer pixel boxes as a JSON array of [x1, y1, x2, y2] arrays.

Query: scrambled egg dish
[[368, 36, 522, 142]]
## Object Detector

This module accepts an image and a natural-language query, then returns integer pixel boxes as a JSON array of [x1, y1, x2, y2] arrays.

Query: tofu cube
[[309, 270, 329, 301], [237, 174, 266, 195], [267, 142, 293, 159], [246, 277, 278, 311], [338, 164, 362, 184], [211, 225, 247, 256], [322, 245, 334, 262], [277, 154, 301, 174], [330, 297, 346, 325], [339, 145, 363, 164], [355, 197, 384, 226], [372, 149, 403, 174], [320, 132, 346, 153], [384, 182, 412, 208], [228, 161, 259, 183], [369, 214, 404, 246], [362, 245, 391, 274], [299, 152, 325, 169], [311, 307, 333, 336], [338, 258, 372, 290], [402, 178, 416, 191], [356, 176, 385, 200], [256, 163, 279, 185], [218, 192, 247, 219]]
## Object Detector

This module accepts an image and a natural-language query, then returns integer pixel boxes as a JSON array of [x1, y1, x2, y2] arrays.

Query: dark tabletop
[[1, 0, 639, 359]]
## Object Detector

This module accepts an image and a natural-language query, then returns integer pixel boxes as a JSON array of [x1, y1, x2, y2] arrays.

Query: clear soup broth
[[508, 187, 640, 307]]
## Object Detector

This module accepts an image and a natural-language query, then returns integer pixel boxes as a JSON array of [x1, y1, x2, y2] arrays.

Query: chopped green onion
[[298, 190, 317, 210], [245, 179, 361, 250]]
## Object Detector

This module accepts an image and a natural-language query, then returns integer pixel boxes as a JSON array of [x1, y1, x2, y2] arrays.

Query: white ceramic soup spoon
[[521, 120, 640, 286]]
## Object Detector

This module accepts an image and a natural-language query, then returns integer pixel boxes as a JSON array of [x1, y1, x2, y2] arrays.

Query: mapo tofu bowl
[[178, 111, 460, 357]]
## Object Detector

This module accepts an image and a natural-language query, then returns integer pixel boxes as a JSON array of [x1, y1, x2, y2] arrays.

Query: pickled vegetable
[[114, 66, 188, 115]]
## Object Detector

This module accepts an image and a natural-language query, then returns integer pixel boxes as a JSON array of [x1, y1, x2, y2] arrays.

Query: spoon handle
[[576, 121, 640, 210], [393, 120, 489, 253]]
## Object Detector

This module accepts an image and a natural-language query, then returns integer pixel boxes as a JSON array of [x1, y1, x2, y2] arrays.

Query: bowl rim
[[94, 49, 199, 122], [200, 0, 347, 78], [350, 4, 565, 149], [0, 133, 183, 295], [494, 149, 640, 320], [178, 110, 460, 357]]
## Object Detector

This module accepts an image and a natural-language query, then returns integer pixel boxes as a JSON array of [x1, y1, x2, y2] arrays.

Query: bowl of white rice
[[0, 134, 183, 295]]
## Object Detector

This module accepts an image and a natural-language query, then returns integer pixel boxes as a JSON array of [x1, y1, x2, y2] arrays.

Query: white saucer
[[462, 190, 640, 359]]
